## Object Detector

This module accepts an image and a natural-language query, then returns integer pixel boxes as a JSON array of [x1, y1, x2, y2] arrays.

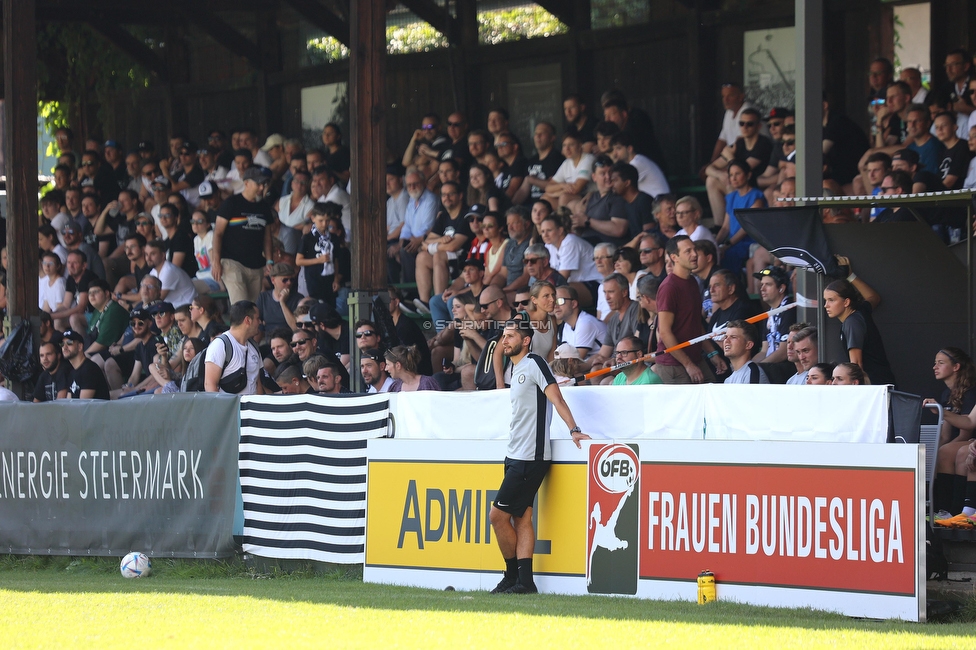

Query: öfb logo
[[586, 443, 640, 595]]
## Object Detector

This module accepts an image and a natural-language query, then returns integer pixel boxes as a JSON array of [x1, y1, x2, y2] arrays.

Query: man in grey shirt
[[586, 273, 639, 372], [723, 320, 769, 384], [488, 320, 589, 595]]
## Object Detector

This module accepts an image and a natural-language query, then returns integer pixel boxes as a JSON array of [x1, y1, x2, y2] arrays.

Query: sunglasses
[[639, 248, 660, 254], [447, 121, 464, 127], [421, 124, 436, 130], [523, 257, 541, 264], [130, 320, 147, 326], [514, 299, 530, 308], [80, 161, 95, 167], [291, 339, 312, 347], [60, 340, 79, 347], [190, 219, 207, 225], [478, 301, 494, 310], [496, 142, 512, 148], [782, 139, 796, 146], [136, 220, 152, 226], [555, 297, 569, 306], [739, 121, 758, 127], [355, 331, 377, 339], [298, 322, 316, 329]]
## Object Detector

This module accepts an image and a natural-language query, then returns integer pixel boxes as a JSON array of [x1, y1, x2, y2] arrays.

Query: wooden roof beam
[[400, 0, 456, 40], [190, 8, 263, 67], [89, 21, 169, 81], [283, 0, 350, 46]]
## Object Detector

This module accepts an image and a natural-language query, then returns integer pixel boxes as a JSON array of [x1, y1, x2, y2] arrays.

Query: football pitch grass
[[1, 557, 975, 649]]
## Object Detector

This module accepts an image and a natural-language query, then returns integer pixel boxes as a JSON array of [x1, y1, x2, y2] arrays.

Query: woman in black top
[[929, 347, 976, 516], [823, 273, 896, 387]]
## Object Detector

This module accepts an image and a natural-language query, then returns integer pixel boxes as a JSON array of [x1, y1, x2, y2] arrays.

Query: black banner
[[736, 206, 840, 275], [0, 394, 240, 557]]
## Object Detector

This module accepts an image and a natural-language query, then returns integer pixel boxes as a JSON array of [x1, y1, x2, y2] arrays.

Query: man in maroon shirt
[[652, 235, 714, 384]]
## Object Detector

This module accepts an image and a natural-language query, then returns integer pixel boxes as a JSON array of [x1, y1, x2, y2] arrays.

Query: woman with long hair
[[805, 362, 836, 385], [38, 251, 66, 313], [189, 294, 225, 343], [386, 345, 440, 392], [480, 212, 508, 288], [831, 362, 866, 385], [151, 337, 206, 393], [715, 160, 765, 274], [529, 198, 552, 245], [466, 164, 501, 212], [929, 347, 976, 518], [612, 246, 645, 300], [823, 276, 896, 386], [539, 210, 601, 307]]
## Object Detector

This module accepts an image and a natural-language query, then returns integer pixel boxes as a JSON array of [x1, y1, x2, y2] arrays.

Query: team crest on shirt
[[444, 226, 456, 238], [518, 374, 525, 384]]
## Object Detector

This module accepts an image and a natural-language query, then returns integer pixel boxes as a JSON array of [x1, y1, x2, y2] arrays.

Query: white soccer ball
[[120, 552, 152, 578]]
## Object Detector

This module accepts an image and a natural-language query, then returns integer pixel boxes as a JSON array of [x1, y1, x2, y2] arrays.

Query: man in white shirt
[[241, 128, 273, 168], [610, 133, 669, 198], [204, 300, 263, 395], [722, 320, 769, 384], [146, 239, 197, 307], [554, 285, 606, 361], [361, 349, 394, 393], [312, 166, 351, 241]]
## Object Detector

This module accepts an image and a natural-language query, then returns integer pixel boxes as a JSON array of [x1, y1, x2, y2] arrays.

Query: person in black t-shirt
[[211, 167, 274, 304], [705, 108, 772, 226], [563, 94, 598, 151], [321, 123, 351, 185], [165, 141, 206, 200], [33, 340, 71, 402], [157, 203, 198, 277], [61, 330, 111, 400], [516, 122, 564, 205], [494, 131, 528, 204], [609, 162, 653, 243], [934, 111, 973, 190]]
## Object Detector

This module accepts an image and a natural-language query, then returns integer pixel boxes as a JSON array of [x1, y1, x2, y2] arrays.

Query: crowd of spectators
[[0, 48, 971, 422]]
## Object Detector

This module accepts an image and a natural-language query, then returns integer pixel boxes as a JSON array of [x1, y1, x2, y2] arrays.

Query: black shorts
[[494, 458, 551, 518]]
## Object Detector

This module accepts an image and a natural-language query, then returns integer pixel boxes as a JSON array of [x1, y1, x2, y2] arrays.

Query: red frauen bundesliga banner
[[639, 463, 914, 594]]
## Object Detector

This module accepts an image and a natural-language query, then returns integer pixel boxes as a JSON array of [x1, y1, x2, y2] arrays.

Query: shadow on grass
[[0, 555, 974, 633]]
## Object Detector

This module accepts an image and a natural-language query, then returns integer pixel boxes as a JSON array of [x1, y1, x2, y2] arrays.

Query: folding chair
[[920, 403, 944, 524]]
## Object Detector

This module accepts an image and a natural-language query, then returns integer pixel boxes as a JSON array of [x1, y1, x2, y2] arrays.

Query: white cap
[[553, 343, 580, 360]]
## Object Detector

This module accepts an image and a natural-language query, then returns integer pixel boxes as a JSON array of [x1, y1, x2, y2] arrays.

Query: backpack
[[215, 333, 254, 394], [180, 352, 207, 392]]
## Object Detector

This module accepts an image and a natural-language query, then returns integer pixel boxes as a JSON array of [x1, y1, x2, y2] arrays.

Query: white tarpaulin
[[390, 385, 890, 444], [389, 385, 706, 441], [702, 384, 890, 443]]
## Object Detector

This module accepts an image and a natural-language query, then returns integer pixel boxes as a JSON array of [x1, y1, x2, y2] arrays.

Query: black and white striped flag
[[239, 394, 390, 564]]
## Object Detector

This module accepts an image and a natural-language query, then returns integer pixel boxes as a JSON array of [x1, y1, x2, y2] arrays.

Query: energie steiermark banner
[[0, 394, 240, 557]]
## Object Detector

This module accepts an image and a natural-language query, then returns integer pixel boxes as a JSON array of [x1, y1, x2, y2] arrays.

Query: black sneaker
[[504, 581, 538, 594], [490, 576, 517, 594]]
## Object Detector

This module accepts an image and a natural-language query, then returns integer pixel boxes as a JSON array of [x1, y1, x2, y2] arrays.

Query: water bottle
[[697, 570, 716, 604]]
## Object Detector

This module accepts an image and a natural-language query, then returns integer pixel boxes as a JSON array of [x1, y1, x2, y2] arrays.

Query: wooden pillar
[[3, 0, 38, 324], [349, 0, 387, 292], [454, 0, 479, 120]]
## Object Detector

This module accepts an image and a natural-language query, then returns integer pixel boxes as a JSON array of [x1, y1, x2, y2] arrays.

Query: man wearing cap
[[83, 279, 129, 357], [211, 166, 275, 304], [164, 141, 205, 207], [103, 140, 128, 189], [102, 307, 156, 392], [891, 148, 944, 194], [146, 239, 197, 308], [313, 165, 351, 241], [398, 167, 439, 284], [754, 266, 796, 367], [196, 180, 221, 223], [261, 134, 288, 183], [611, 336, 661, 385], [256, 263, 303, 337], [361, 348, 394, 394], [151, 302, 183, 357], [309, 302, 351, 370], [61, 330, 110, 400], [428, 237, 486, 331], [414, 181, 471, 308], [147, 175, 172, 237]]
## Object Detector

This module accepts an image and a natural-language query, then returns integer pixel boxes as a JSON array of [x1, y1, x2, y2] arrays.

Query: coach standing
[[488, 320, 590, 594]]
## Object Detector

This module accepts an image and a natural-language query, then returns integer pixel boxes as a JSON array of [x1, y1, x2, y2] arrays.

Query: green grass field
[[0, 556, 974, 649]]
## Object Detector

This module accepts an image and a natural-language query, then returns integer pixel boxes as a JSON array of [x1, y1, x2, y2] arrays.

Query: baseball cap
[[61, 222, 80, 235], [465, 204, 488, 219], [308, 301, 337, 324], [242, 167, 271, 184], [152, 175, 171, 189], [129, 307, 149, 321], [753, 266, 790, 286], [104, 140, 121, 149], [765, 107, 792, 121], [62, 330, 85, 343], [386, 162, 406, 177], [261, 134, 285, 151], [197, 181, 214, 198], [179, 141, 198, 154], [892, 149, 919, 167], [554, 342, 580, 360], [462, 258, 485, 272], [138, 141, 154, 152], [150, 301, 175, 315], [270, 262, 295, 277], [361, 348, 386, 363]]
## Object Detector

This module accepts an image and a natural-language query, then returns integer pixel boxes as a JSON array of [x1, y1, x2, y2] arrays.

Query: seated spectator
[[791, 326, 819, 384], [638, 231, 667, 284], [361, 349, 394, 394], [554, 284, 606, 362], [276, 362, 315, 395], [716, 161, 765, 275], [83, 279, 128, 357], [783, 322, 812, 385], [963, 126, 976, 189], [753, 266, 796, 369], [892, 146, 944, 195], [156, 202, 197, 278], [592, 242, 617, 319], [934, 111, 972, 190], [430, 257, 486, 332], [831, 361, 865, 385], [652, 194, 679, 239], [478, 212, 508, 288], [151, 337, 206, 393], [859, 152, 892, 221], [262, 326, 298, 376], [498, 206, 532, 299], [308, 302, 350, 369], [593, 119, 620, 156], [564, 94, 598, 151], [722, 320, 768, 384], [114, 233, 152, 305], [902, 104, 945, 175], [54, 249, 98, 332], [462, 205, 490, 263], [612, 246, 645, 300], [523, 243, 567, 289], [102, 307, 156, 393], [927, 348, 976, 516], [805, 362, 836, 385], [494, 131, 528, 202], [822, 95, 870, 193], [146, 239, 197, 307], [173, 304, 205, 342], [610, 161, 654, 243], [414, 181, 470, 309], [872, 170, 915, 223], [586, 273, 640, 371], [823, 274, 896, 386], [609, 132, 669, 198], [276, 170, 314, 255], [705, 108, 772, 226], [33, 340, 70, 402], [634, 274, 661, 356], [539, 211, 602, 306], [611, 336, 661, 385], [707, 269, 751, 333], [550, 343, 585, 384], [39, 252, 67, 321], [568, 155, 629, 248], [386, 345, 440, 392], [467, 164, 503, 212], [397, 168, 439, 284], [61, 329, 111, 399], [257, 263, 302, 338], [60, 222, 105, 281], [316, 360, 351, 394], [515, 122, 564, 205], [542, 132, 594, 208]]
